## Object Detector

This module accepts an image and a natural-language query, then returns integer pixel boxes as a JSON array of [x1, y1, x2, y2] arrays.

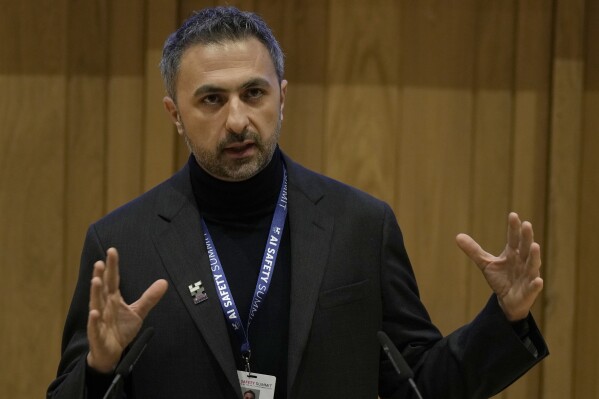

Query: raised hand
[[456, 212, 543, 321], [86, 248, 168, 373]]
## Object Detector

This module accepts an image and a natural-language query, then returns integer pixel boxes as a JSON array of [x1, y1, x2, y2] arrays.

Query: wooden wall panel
[[544, 0, 586, 397], [573, 1, 599, 397], [277, 0, 327, 172], [575, 93, 599, 398], [0, 76, 68, 398], [325, 0, 399, 206], [105, 0, 145, 212], [63, 0, 109, 313], [181, 0, 215, 17], [512, 0, 552, 234], [0, 2, 68, 398], [396, 0, 476, 333], [504, 1, 554, 397], [0, 1, 66, 75], [467, 0, 515, 323], [143, 0, 178, 190]]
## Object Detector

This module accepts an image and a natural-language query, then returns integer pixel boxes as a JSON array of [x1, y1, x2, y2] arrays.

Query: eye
[[201, 94, 223, 105], [244, 88, 264, 101]]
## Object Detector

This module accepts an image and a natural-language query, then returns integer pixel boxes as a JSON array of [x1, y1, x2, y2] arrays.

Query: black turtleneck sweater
[[189, 148, 291, 399]]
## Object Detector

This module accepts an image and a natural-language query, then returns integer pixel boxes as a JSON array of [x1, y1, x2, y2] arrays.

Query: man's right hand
[[86, 247, 168, 373]]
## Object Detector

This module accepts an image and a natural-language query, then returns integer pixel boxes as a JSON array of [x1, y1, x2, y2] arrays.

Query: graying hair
[[159, 6, 285, 101]]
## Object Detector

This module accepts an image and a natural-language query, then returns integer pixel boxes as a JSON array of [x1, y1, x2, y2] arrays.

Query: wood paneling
[[143, 0, 178, 191], [467, 0, 515, 323], [501, 1, 554, 397], [64, 0, 109, 313], [1, 1, 598, 398], [277, 0, 328, 171], [325, 0, 399, 205], [0, 2, 68, 397], [396, 0, 476, 332], [0, 75, 68, 398], [573, 1, 599, 397], [544, 0, 587, 397], [105, 0, 145, 211]]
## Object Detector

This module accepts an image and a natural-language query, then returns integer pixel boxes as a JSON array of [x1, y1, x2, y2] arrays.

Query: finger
[[507, 212, 521, 250], [90, 263, 106, 312], [104, 248, 121, 294], [87, 275, 104, 354], [529, 276, 544, 298], [519, 221, 534, 261], [131, 279, 169, 320], [523, 274, 544, 311], [92, 259, 105, 279], [86, 308, 118, 373], [527, 242, 542, 277], [87, 308, 101, 347], [455, 233, 494, 268]]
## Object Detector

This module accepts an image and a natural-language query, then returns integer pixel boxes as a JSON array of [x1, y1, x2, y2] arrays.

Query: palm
[[87, 248, 168, 372], [91, 294, 144, 364], [456, 213, 543, 321]]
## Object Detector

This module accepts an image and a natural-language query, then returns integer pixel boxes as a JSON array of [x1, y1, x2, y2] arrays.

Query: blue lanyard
[[201, 168, 288, 370]]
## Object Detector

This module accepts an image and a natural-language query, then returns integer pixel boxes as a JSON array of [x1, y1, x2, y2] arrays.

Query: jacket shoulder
[[284, 155, 391, 216], [92, 165, 192, 232]]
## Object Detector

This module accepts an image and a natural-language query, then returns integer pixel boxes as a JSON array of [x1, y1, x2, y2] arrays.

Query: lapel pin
[[188, 280, 208, 304]]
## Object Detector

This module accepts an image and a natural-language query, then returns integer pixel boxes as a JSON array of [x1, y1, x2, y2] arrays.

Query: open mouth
[[223, 141, 256, 158]]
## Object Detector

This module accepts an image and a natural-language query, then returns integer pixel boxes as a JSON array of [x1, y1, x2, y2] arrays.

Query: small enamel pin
[[188, 280, 208, 304]]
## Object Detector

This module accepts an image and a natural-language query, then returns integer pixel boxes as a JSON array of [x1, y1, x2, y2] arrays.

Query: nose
[[225, 97, 249, 135]]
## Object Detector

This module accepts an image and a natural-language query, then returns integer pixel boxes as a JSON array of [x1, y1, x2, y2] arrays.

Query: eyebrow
[[193, 77, 272, 98], [240, 77, 271, 90]]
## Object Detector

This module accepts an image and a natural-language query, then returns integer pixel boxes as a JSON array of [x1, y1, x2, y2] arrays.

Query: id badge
[[237, 370, 276, 399]]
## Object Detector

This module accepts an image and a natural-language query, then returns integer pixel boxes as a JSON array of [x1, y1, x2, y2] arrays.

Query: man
[[48, 6, 547, 399], [244, 390, 256, 399]]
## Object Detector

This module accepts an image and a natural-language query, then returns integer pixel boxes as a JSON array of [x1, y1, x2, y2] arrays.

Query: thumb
[[132, 279, 169, 320], [456, 233, 493, 269]]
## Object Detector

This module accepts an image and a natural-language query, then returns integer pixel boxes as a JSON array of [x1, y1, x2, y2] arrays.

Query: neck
[[189, 147, 284, 224]]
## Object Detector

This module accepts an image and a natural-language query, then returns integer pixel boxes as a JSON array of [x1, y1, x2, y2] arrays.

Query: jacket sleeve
[[378, 204, 548, 399]]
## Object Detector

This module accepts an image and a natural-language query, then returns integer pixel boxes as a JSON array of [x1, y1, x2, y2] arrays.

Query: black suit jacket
[[48, 154, 547, 398]]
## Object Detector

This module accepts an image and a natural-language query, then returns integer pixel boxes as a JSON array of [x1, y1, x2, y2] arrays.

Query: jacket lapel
[[150, 165, 240, 394], [284, 157, 334, 394]]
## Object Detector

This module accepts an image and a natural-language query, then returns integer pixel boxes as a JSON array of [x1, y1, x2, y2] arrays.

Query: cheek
[[184, 116, 224, 144], [255, 107, 280, 132]]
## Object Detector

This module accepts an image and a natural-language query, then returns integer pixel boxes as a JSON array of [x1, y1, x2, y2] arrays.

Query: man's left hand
[[456, 212, 544, 321]]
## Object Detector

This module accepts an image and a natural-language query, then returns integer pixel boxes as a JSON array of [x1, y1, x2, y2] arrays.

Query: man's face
[[243, 393, 255, 399], [164, 38, 287, 181]]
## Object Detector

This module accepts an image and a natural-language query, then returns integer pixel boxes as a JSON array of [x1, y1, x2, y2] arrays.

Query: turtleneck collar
[[189, 147, 284, 225]]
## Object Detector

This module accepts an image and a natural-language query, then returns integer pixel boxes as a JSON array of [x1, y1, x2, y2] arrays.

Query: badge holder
[[237, 352, 276, 399]]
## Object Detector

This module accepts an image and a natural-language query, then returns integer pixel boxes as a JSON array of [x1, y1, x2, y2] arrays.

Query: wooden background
[[0, 0, 597, 397]]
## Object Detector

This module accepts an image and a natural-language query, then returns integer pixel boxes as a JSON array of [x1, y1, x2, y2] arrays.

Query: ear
[[163, 96, 184, 135], [279, 79, 288, 121]]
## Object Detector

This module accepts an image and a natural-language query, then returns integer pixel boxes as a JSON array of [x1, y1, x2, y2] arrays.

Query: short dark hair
[[160, 6, 285, 100]]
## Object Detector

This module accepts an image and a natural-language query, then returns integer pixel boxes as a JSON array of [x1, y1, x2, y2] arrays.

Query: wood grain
[[573, 1, 599, 397], [544, 0, 587, 397], [396, 0, 476, 333], [0, 1, 68, 397], [105, 0, 145, 212], [143, 0, 178, 190]]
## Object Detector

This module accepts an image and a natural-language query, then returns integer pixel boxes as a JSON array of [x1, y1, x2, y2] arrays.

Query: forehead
[[177, 38, 277, 89]]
